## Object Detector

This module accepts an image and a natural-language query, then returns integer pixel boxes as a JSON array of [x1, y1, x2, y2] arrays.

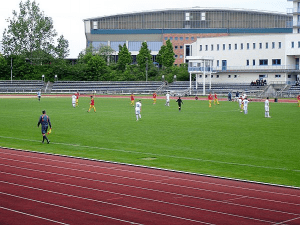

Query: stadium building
[[84, 8, 292, 66], [186, 1, 300, 89]]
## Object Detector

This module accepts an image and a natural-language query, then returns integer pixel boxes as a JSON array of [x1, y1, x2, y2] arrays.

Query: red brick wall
[[163, 33, 230, 65]]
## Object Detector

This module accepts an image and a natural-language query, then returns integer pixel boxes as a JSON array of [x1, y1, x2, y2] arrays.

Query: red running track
[[0, 147, 299, 225]]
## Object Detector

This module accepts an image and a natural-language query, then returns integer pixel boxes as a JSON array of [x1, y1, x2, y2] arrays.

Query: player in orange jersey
[[208, 93, 213, 107], [87, 96, 96, 112], [214, 93, 220, 105], [75, 92, 80, 107], [153, 92, 157, 104], [130, 93, 135, 107]]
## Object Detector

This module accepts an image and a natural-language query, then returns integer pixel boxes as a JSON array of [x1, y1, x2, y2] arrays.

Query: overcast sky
[[0, 0, 292, 58]]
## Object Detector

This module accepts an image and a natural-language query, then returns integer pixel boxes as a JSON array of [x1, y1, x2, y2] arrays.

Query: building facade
[[84, 8, 292, 65], [186, 33, 300, 85]]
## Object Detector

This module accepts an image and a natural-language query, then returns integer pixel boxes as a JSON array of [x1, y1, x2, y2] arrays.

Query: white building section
[[186, 33, 300, 87]]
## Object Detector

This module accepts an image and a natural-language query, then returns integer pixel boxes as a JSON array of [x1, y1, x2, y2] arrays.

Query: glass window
[[217, 60, 219, 67], [165, 37, 168, 40], [259, 59, 268, 65], [235, 44, 237, 50], [275, 74, 281, 78], [180, 55, 183, 58], [228, 75, 231, 78], [253, 60, 255, 66], [272, 42, 275, 49], [266, 42, 269, 49], [234, 75, 238, 78], [253, 43, 256, 49], [175, 37, 178, 40], [186, 37, 189, 40], [272, 59, 281, 65], [191, 37, 194, 40], [278, 42, 282, 49], [223, 44, 226, 50], [217, 44, 220, 51], [228, 44, 231, 50], [291, 41, 294, 48], [180, 37, 183, 41], [246, 60, 249, 66], [180, 46, 183, 49], [211, 44, 214, 51], [200, 45, 202, 51], [169, 37, 173, 41], [241, 43, 244, 50], [175, 46, 178, 49], [205, 45, 208, 51], [247, 43, 250, 49], [259, 43, 262, 49]]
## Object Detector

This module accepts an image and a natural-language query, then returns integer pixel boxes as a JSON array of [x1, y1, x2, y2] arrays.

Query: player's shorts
[[41, 125, 48, 134], [135, 108, 140, 114], [265, 106, 269, 111]]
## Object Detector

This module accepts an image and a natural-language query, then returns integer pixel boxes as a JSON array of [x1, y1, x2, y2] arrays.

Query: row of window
[[200, 41, 282, 51], [165, 36, 196, 41], [199, 74, 283, 78], [245, 59, 281, 66]]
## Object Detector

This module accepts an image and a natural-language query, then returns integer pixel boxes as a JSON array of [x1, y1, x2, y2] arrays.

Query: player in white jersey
[[135, 100, 142, 121], [72, 94, 76, 108], [265, 97, 271, 118], [243, 98, 249, 114], [165, 92, 170, 106]]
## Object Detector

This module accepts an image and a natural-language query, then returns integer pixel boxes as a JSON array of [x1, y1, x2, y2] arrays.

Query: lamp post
[[146, 57, 148, 82], [10, 57, 13, 83]]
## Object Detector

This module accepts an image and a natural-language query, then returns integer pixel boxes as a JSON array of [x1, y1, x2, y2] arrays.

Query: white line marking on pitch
[[0, 135, 298, 172]]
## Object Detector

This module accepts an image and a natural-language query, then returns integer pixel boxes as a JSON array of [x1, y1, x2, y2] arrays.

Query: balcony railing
[[188, 65, 300, 73]]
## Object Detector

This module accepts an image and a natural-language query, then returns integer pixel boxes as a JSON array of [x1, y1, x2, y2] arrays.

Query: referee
[[37, 110, 52, 144]]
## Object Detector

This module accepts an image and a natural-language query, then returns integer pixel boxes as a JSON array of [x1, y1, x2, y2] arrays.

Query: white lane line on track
[[0, 180, 272, 225], [0, 206, 70, 225], [1, 150, 299, 199], [0, 192, 144, 225], [0, 189, 211, 225], [0, 135, 298, 172], [274, 216, 300, 225], [1, 165, 299, 219], [1, 157, 299, 208]]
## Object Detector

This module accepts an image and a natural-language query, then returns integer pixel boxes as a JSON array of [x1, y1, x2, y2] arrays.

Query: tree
[[136, 42, 152, 71], [2, 0, 69, 64], [156, 40, 175, 68], [87, 55, 107, 81], [117, 44, 132, 71]]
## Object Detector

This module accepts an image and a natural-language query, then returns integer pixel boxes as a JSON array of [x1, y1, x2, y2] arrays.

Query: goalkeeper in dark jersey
[[37, 110, 52, 144]]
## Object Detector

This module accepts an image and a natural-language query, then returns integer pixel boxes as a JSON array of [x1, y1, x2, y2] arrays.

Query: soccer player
[[243, 97, 249, 114], [208, 93, 213, 107], [235, 91, 239, 102], [265, 97, 271, 118], [297, 94, 300, 107], [135, 100, 142, 121], [214, 93, 220, 105], [238, 97, 243, 112], [72, 94, 76, 108], [176, 96, 183, 111], [165, 92, 170, 106], [37, 90, 41, 101], [130, 93, 135, 107], [37, 110, 52, 144], [153, 92, 157, 104], [87, 96, 96, 112], [75, 92, 80, 107]]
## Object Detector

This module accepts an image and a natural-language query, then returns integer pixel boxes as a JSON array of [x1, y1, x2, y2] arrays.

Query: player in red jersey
[[87, 96, 96, 112], [130, 93, 135, 107], [214, 93, 220, 105], [297, 94, 300, 107], [153, 92, 157, 104], [75, 92, 80, 107], [208, 93, 213, 107]]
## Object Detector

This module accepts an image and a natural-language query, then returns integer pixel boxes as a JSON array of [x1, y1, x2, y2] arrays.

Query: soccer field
[[0, 95, 299, 187]]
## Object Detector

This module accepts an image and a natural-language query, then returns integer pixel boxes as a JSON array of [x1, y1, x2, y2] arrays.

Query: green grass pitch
[[0, 95, 299, 187]]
